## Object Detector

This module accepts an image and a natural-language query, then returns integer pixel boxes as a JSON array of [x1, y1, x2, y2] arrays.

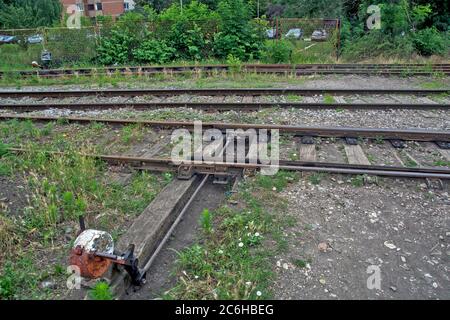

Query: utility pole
[[257, 0, 260, 18]]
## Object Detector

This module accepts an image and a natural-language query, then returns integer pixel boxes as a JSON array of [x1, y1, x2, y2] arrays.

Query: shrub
[[89, 281, 113, 300], [96, 29, 137, 65], [133, 38, 175, 64], [167, 23, 208, 61], [413, 27, 447, 56], [212, 0, 264, 60], [261, 40, 294, 63]]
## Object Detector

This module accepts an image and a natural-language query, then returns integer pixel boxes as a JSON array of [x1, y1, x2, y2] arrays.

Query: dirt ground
[[273, 175, 449, 299], [0, 175, 30, 217]]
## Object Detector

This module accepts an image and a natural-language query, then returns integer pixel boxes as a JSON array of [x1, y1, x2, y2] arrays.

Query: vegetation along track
[[2, 115, 450, 180], [1, 63, 449, 79]]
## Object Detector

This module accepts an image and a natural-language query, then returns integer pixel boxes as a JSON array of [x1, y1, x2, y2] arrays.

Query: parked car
[[311, 29, 328, 41], [284, 28, 303, 39], [27, 34, 44, 44], [0, 35, 18, 44]]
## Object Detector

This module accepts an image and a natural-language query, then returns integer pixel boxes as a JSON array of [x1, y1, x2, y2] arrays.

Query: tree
[[0, 0, 62, 29]]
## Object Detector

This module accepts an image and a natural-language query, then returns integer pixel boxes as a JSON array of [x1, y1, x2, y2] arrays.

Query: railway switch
[[69, 217, 146, 286]]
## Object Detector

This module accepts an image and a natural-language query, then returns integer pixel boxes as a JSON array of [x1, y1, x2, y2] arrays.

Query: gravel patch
[[273, 176, 449, 299]]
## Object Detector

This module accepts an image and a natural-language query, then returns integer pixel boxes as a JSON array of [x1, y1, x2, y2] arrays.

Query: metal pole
[[180, 0, 183, 14]]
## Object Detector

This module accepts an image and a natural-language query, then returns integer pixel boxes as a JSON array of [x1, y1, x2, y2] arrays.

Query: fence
[[0, 18, 340, 69], [268, 18, 341, 59]]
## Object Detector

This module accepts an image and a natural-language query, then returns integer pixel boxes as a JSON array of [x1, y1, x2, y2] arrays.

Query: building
[[124, 0, 135, 11], [60, 0, 129, 18]]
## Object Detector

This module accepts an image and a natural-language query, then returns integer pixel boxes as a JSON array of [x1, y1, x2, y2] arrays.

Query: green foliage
[[256, 170, 298, 191], [133, 38, 175, 64], [262, 40, 293, 63], [97, 29, 137, 65], [168, 23, 208, 60], [213, 0, 264, 60], [340, 0, 448, 60], [89, 281, 113, 300], [200, 209, 213, 233], [0, 257, 40, 300], [0, 0, 61, 29], [413, 27, 447, 56], [167, 178, 283, 299]]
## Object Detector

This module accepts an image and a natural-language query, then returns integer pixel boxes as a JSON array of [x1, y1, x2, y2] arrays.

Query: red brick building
[[61, 0, 126, 18]]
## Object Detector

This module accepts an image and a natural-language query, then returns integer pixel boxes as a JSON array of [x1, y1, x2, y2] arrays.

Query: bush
[[262, 40, 294, 63], [341, 31, 415, 60], [167, 22, 208, 61], [212, 0, 264, 60], [133, 38, 175, 64], [413, 28, 447, 56], [96, 29, 137, 65]]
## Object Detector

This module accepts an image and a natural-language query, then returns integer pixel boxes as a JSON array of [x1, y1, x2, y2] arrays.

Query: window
[[87, 4, 95, 11], [124, 3, 130, 10], [96, 3, 103, 11], [76, 3, 84, 11]]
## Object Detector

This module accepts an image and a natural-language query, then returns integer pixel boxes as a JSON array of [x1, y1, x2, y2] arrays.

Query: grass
[[255, 170, 298, 191], [350, 175, 365, 187], [292, 258, 307, 268], [165, 171, 297, 300], [0, 66, 315, 88], [403, 156, 418, 168], [89, 281, 113, 300], [286, 94, 302, 102], [433, 160, 450, 167], [323, 94, 336, 104], [308, 172, 325, 185], [420, 80, 449, 89], [0, 120, 170, 299], [0, 255, 48, 300]]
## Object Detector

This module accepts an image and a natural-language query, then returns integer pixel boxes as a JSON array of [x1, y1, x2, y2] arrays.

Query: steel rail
[[7, 148, 450, 179], [1, 101, 448, 111], [0, 88, 448, 98], [1, 114, 448, 142], [141, 174, 210, 274]]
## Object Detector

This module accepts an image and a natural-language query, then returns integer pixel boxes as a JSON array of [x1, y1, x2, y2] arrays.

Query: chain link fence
[[0, 18, 339, 69]]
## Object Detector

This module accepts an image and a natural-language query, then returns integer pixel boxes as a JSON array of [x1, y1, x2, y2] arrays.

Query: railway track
[[3, 112, 449, 298], [1, 87, 448, 111], [1, 88, 448, 98], [2, 115, 450, 180], [1, 63, 449, 79], [1, 101, 448, 112], [7, 148, 450, 180], [1, 114, 449, 142]]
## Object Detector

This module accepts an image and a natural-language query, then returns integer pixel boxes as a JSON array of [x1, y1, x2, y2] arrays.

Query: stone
[[40, 280, 57, 289], [318, 242, 328, 252], [384, 241, 396, 250]]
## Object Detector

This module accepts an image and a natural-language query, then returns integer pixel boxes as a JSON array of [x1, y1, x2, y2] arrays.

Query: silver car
[[284, 28, 303, 39], [27, 34, 44, 44]]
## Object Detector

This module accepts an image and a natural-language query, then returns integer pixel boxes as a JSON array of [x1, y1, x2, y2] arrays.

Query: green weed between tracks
[[0, 120, 170, 299], [165, 171, 298, 300]]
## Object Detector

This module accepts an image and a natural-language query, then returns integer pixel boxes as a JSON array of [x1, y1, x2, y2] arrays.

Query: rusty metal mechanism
[[69, 217, 146, 286]]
